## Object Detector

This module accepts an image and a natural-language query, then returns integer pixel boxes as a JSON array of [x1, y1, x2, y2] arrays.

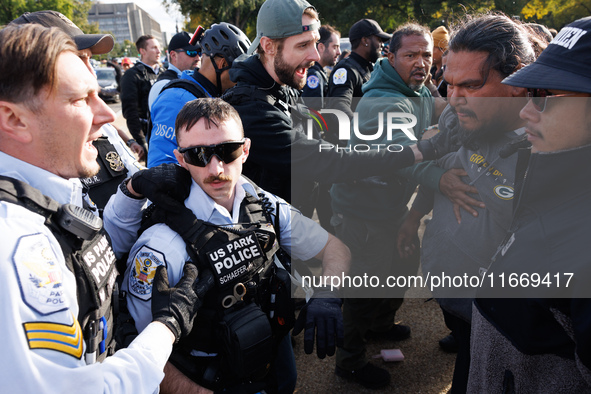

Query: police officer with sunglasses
[[119, 98, 351, 393], [148, 31, 202, 109]]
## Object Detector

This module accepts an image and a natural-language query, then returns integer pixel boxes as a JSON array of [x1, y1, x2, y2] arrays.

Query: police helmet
[[201, 22, 251, 66]]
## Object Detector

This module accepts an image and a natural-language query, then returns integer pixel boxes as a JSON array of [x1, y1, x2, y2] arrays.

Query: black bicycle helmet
[[201, 22, 251, 66]]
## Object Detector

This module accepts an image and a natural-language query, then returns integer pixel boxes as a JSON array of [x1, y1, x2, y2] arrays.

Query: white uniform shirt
[[123, 176, 329, 332], [0, 152, 171, 393]]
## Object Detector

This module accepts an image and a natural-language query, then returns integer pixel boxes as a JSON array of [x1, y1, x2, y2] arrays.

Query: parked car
[[95, 68, 119, 103], [339, 37, 351, 53]]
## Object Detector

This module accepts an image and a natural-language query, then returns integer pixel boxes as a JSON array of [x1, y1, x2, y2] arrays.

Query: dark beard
[[274, 47, 305, 90], [457, 124, 501, 151], [369, 40, 380, 63]]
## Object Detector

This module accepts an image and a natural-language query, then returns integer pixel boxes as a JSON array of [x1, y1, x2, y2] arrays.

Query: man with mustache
[[329, 22, 441, 389], [397, 14, 535, 393], [123, 98, 351, 393]]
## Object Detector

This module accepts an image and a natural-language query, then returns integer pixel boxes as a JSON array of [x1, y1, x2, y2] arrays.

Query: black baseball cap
[[502, 16, 591, 94], [349, 19, 391, 42], [168, 31, 201, 52], [11, 10, 114, 55]]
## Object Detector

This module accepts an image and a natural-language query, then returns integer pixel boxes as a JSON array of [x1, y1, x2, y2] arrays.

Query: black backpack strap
[[223, 85, 290, 114], [0, 175, 60, 219], [160, 78, 211, 98]]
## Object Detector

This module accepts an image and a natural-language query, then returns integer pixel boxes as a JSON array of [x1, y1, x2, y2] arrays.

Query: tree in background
[[0, 0, 96, 28], [160, 0, 586, 40], [162, 0, 263, 35]]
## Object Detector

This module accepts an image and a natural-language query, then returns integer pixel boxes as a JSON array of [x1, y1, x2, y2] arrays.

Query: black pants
[[442, 308, 471, 394]]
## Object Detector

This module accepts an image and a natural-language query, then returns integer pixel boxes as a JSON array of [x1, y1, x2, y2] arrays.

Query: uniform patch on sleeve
[[332, 68, 347, 85], [23, 313, 83, 359], [128, 245, 166, 300], [13, 234, 68, 315], [307, 75, 320, 89]]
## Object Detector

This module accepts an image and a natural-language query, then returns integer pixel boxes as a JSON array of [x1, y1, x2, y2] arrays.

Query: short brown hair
[[175, 98, 243, 143], [318, 25, 340, 46], [0, 24, 77, 112], [136, 34, 155, 51]]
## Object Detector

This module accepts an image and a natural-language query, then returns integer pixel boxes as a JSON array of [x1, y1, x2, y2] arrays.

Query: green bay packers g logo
[[494, 185, 514, 200]]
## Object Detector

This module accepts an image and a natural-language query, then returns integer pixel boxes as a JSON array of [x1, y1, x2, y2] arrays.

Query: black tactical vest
[[141, 187, 294, 389], [0, 176, 118, 363]]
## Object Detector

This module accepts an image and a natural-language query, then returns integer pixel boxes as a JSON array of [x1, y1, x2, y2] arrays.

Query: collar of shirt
[[0, 151, 84, 206], [184, 176, 259, 225], [167, 63, 182, 77], [140, 61, 160, 74]]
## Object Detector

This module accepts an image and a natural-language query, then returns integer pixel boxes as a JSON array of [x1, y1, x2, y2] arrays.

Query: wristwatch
[[126, 138, 137, 147]]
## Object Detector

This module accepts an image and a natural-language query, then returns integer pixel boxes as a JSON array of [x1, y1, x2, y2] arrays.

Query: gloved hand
[[130, 163, 192, 212], [416, 139, 440, 161], [292, 287, 343, 359], [131, 164, 202, 240], [151, 264, 214, 342]]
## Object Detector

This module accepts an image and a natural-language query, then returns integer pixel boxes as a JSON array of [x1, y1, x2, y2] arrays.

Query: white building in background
[[88, 2, 164, 47]]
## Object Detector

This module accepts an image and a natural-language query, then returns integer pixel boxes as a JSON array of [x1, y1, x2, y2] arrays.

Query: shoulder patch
[[332, 68, 347, 85], [13, 234, 68, 315], [306, 75, 320, 89], [129, 245, 166, 300]]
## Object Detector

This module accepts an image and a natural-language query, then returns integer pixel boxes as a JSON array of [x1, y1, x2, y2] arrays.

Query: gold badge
[[105, 151, 125, 172]]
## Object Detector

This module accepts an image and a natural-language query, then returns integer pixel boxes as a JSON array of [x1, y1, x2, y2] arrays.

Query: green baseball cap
[[248, 0, 320, 55]]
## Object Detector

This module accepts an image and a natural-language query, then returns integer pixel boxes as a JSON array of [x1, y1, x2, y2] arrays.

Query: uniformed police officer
[[301, 25, 341, 111], [326, 19, 391, 143], [10, 10, 145, 212], [0, 24, 210, 392], [122, 98, 351, 393]]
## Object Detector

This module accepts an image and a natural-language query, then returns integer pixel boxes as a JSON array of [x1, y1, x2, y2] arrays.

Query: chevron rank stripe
[[23, 316, 83, 359]]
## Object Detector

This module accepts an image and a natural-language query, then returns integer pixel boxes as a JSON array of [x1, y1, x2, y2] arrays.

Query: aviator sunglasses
[[527, 88, 579, 113], [178, 140, 245, 167], [175, 49, 201, 57]]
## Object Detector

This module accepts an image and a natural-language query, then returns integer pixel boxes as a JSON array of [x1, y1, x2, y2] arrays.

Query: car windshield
[[95, 68, 116, 82]]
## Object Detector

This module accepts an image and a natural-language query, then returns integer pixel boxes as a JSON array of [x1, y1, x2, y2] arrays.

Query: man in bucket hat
[[469, 16, 591, 392]]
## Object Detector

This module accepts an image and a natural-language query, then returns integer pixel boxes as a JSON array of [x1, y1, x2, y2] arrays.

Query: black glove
[[151, 264, 214, 342], [130, 163, 192, 212], [292, 287, 343, 359], [416, 139, 440, 161], [131, 164, 202, 240]]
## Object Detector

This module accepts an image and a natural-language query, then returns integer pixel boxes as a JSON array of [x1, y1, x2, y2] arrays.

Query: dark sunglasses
[[175, 49, 201, 57], [527, 88, 579, 113], [178, 140, 245, 167]]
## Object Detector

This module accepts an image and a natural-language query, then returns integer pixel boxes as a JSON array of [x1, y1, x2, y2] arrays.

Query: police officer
[[148, 31, 202, 109], [122, 98, 350, 393], [301, 24, 341, 110], [326, 19, 391, 141], [10, 11, 145, 212], [0, 23, 210, 392]]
